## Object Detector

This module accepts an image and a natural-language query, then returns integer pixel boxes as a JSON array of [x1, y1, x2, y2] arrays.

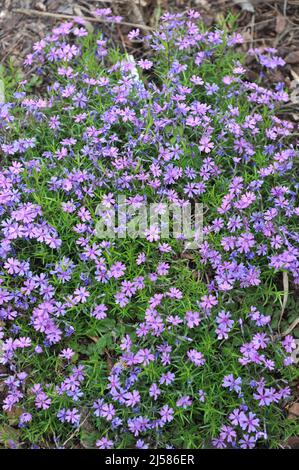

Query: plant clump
[[0, 9, 298, 449]]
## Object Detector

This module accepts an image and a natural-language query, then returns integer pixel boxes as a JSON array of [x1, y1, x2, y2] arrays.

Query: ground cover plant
[[0, 8, 299, 449]]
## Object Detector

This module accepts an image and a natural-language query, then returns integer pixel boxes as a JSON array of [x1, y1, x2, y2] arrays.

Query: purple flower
[[187, 349, 205, 367], [96, 437, 114, 449], [160, 405, 174, 423], [222, 374, 242, 394]]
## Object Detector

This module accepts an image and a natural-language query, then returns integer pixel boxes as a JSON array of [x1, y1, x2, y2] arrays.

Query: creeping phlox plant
[[0, 9, 298, 449]]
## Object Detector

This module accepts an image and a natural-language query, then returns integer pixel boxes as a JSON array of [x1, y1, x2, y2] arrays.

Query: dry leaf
[[289, 69, 299, 107], [88, 336, 99, 343], [285, 51, 299, 65], [290, 88, 299, 105], [290, 69, 299, 88], [285, 437, 299, 448], [35, 2, 46, 12], [6, 406, 23, 425], [288, 403, 299, 418], [194, 0, 210, 10]]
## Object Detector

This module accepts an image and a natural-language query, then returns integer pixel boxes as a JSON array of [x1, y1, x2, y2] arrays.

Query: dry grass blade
[[278, 271, 289, 333]]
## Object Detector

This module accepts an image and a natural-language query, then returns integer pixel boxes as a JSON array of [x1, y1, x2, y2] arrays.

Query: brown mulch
[[1, 1, 298, 120]]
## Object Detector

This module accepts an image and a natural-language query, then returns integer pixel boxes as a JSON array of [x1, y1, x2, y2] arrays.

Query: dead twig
[[62, 412, 90, 447], [129, 0, 146, 28]]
